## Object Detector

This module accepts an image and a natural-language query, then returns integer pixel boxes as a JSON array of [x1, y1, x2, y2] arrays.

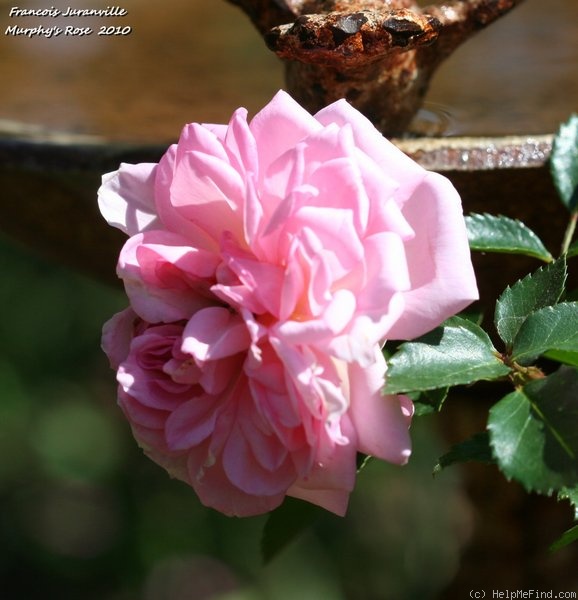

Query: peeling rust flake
[[266, 8, 440, 66], [331, 12, 368, 45], [382, 12, 440, 47]]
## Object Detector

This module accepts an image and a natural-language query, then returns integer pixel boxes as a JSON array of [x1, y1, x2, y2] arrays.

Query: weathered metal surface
[[235, 0, 527, 135], [397, 134, 553, 171], [265, 9, 440, 65]]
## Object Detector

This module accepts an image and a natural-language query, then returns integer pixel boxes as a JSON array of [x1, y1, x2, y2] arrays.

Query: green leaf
[[465, 213, 553, 261], [384, 316, 511, 394], [410, 387, 449, 417], [434, 432, 494, 474], [494, 258, 567, 348], [261, 497, 323, 563], [549, 524, 578, 552], [511, 302, 578, 364], [550, 114, 578, 212], [544, 349, 578, 367], [488, 367, 578, 495]]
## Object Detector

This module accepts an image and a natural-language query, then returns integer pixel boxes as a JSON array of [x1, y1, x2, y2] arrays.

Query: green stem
[[561, 211, 578, 256], [505, 358, 545, 388]]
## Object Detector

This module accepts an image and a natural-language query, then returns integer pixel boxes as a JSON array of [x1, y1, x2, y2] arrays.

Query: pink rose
[[99, 91, 478, 517]]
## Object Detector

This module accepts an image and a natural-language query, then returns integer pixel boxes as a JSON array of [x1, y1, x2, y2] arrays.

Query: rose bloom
[[99, 90, 478, 517]]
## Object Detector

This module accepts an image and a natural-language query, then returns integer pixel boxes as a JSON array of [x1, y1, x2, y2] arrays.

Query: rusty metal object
[[265, 9, 440, 66], [228, 0, 425, 33], [228, 0, 526, 136]]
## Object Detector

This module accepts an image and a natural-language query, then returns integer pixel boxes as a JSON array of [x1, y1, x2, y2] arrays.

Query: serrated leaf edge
[[511, 301, 578, 363], [385, 318, 510, 394], [494, 257, 567, 347], [465, 212, 553, 262], [487, 391, 560, 496]]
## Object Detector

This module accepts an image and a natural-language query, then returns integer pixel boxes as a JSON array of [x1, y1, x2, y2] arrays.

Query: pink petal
[[117, 363, 186, 412], [293, 205, 365, 278], [198, 354, 244, 396], [275, 318, 333, 345], [357, 232, 411, 310], [314, 99, 426, 201], [250, 90, 322, 176], [269, 339, 323, 418], [222, 422, 295, 495], [386, 172, 479, 340], [155, 146, 219, 251], [355, 158, 414, 239], [243, 175, 264, 249], [288, 416, 357, 516], [199, 123, 227, 141], [258, 150, 299, 220], [188, 449, 286, 517], [251, 383, 302, 433], [133, 231, 219, 280], [239, 411, 289, 471], [326, 293, 404, 367], [118, 231, 219, 323], [308, 156, 371, 234], [118, 390, 168, 430], [165, 396, 221, 451], [169, 150, 245, 243], [176, 122, 229, 162], [219, 235, 285, 317], [224, 107, 259, 177], [279, 243, 306, 321], [277, 289, 356, 344], [297, 121, 345, 178], [348, 348, 412, 464], [181, 307, 251, 362], [130, 422, 172, 456], [101, 307, 139, 370], [98, 162, 159, 235]]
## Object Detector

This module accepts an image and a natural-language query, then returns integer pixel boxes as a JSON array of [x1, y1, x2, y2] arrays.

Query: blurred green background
[[0, 232, 473, 599]]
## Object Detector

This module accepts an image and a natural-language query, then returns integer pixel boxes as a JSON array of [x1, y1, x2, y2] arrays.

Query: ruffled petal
[[386, 172, 479, 340], [181, 307, 251, 362], [250, 89, 322, 176], [155, 145, 220, 251], [189, 448, 286, 517], [118, 230, 219, 323], [101, 307, 140, 370], [98, 162, 159, 235], [315, 99, 426, 201], [287, 416, 358, 516], [348, 348, 413, 464], [165, 396, 221, 451]]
